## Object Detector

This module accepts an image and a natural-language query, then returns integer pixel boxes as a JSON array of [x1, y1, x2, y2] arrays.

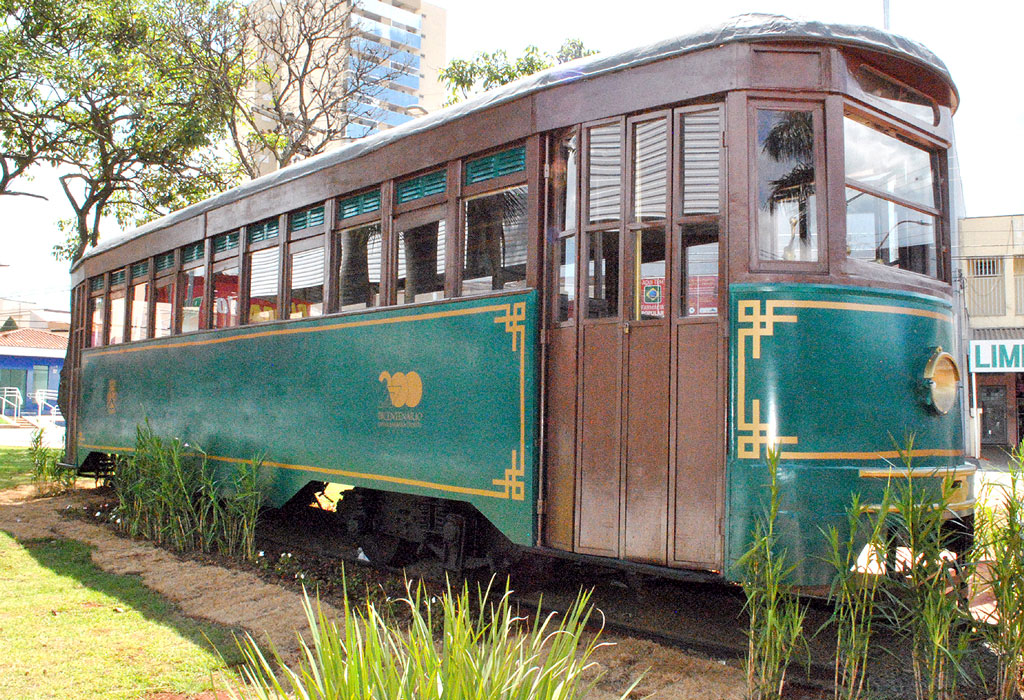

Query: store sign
[[969, 340, 1024, 372]]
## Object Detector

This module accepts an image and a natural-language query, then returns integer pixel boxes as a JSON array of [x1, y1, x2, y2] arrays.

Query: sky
[[1, 0, 1021, 311]]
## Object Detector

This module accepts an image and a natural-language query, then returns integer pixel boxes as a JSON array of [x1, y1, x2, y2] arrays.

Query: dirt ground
[[0, 484, 760, 700]]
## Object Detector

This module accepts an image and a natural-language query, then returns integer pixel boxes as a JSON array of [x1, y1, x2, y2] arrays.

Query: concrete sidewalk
[[0, 425, 65, 449]]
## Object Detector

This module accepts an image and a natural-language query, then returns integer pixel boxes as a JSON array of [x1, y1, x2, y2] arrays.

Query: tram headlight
[[923, 347, 960, 415]]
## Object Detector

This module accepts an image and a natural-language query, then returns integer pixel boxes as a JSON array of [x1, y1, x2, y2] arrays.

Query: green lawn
[[0, 532, 243, 699], [0, 446, 33, 490]]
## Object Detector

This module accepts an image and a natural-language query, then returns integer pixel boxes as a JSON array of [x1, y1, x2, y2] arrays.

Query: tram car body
[[65, 16, 971, 586]]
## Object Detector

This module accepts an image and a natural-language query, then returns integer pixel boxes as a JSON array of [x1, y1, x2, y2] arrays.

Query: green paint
[[725, 283, 967, 585], [77, 291, 539, 545]]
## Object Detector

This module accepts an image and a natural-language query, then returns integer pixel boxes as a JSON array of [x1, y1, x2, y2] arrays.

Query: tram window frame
[[212, 256, 242, 328], [87, 277, 106, 347], [674, 103, 725, 320], [460, 185, 529, 298], [244, 216, 283, 324], [393, 202, 448, 304], [547, 127, 580, 327], [842, 106, 947, 282], [153, 252, 178, 338], [626, 110, 671, 323], [127, 260, 152, 342], [286, 235, 327, 319], [581, 117, 625, 322], [334, 186, 386, 313], [107, 268, 128, 345], [843, 55, 940, 128], [748, 99, 829, 274], [177, 243, 208, 334]]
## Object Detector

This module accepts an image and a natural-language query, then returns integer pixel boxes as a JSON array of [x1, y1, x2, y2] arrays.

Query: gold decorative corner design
[[494, 302, 527, 353]]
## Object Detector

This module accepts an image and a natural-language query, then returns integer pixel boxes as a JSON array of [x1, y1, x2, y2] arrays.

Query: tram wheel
[[360, 534, 416, 567]]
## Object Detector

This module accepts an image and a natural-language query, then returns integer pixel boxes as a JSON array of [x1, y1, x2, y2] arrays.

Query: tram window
[[289, 246, 325, 318], [338, 222, 382, 311], [88, 296, 104, 347], [550, 132, 578, 233], [755, 109, 820, 263], [588, 124, 621, 224], [633, 227, 666, 320], [179, 267, 207, 333], [153, 277, 174, 338], [853, 65, 937, 125], [213, 264, 240, 328], [129, 281, 149, 341], [633, 119, 667, 222], [247, 248, 278, 323], [585, 230, 619, 319], [108, 290, 126, 344], [555, 235, 576, 323], [680, 221, 720, 317], [463, 186, 528, 295], [397, 220, 445, 304], [844, 117, 939, 278], [681, 109, 722, 215]]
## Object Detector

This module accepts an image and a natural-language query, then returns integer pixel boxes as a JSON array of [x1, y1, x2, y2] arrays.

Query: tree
[[170, 0, 409, 180], [440, 38, 598, 105], [2, 0, 236, 262]]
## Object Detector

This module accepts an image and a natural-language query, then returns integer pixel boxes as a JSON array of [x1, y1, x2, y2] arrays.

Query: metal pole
[[883, 0, 891, 30]]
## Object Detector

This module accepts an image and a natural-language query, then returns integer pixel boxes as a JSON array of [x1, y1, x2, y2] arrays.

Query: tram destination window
[[248, 248, 278, 322], [755, 109, 820, 263], [338, 222, 382, 310], [844, 117, 939, 278], [398, 219, 445, 304], [462, 186, 528, 295], [853, 65, 937, 125], [289, 246, 325, 318]]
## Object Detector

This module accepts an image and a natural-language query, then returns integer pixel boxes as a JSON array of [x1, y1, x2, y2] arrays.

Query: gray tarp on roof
[[74, 13, 956, 270]]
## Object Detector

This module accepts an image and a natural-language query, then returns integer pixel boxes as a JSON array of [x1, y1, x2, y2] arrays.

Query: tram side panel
[[726, 283, 968, 586], [75, 291, 540, 546]]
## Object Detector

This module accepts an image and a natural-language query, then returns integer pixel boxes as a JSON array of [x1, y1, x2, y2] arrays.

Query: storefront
[[968, 334, 1024, 447]]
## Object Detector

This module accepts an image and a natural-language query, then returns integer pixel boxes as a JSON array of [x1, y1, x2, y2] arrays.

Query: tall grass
[[28, 427, 74, 496], [231, 579, 630, 700], [880, 444, 971, 700], [972, 444, 1024, 700], [738, 449, 807, 700], [822, 490, 892, 700], [113, 423, 266, 559]]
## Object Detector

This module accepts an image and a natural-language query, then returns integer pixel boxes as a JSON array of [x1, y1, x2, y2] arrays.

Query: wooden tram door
[[563, 106, 725, 568]]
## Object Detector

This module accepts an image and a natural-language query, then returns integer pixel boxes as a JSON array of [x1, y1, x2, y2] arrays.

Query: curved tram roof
[[74, 13, 956, 271]]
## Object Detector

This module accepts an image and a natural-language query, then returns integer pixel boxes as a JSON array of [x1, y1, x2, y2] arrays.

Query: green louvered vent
[[110, 270, 126, 287], [89, 277, 105, 292], [182, 242, 205, 264], [464, 146, 527, 185], [248, 218, 280, 244], [338, 191, 381, 219], [155, 252, 175, 272], [213, 231, 239, 253], [130, 261, 149, 279], [290, 205, 326, 232], [396, 170, 446, 204]]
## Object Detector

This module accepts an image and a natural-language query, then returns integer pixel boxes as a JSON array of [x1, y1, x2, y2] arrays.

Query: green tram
[[65, 16, 972, 586]]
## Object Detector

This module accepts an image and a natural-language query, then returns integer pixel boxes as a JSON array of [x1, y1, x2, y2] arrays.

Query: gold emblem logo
[[378, 371, 423, 408], [106, 379, 118, 415]]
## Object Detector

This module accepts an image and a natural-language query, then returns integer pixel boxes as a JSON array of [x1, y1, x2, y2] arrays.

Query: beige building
[[959, 214, 1024, 447]]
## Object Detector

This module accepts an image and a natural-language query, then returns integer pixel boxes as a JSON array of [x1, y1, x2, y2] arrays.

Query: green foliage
[[28, 427, 74, 496], [972, 444, 1024, 700], [231, 579, 629, 700], [2, 0, 237, 261], [0, 446, 35, 489], [113, 422, 266, 558], [441, 38, 598, 105], [822, 491, 892, 700], [737, 449, 807, 700], [880, 442, 973, 700]]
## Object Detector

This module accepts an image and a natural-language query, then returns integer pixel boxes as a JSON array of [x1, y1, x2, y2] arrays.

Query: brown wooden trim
[[525, 134, 543, 292], [393, 191, 447, 216], [380, 179, 395, 305], [461, 170, 527, 199], [445, 159, 461, 298]]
